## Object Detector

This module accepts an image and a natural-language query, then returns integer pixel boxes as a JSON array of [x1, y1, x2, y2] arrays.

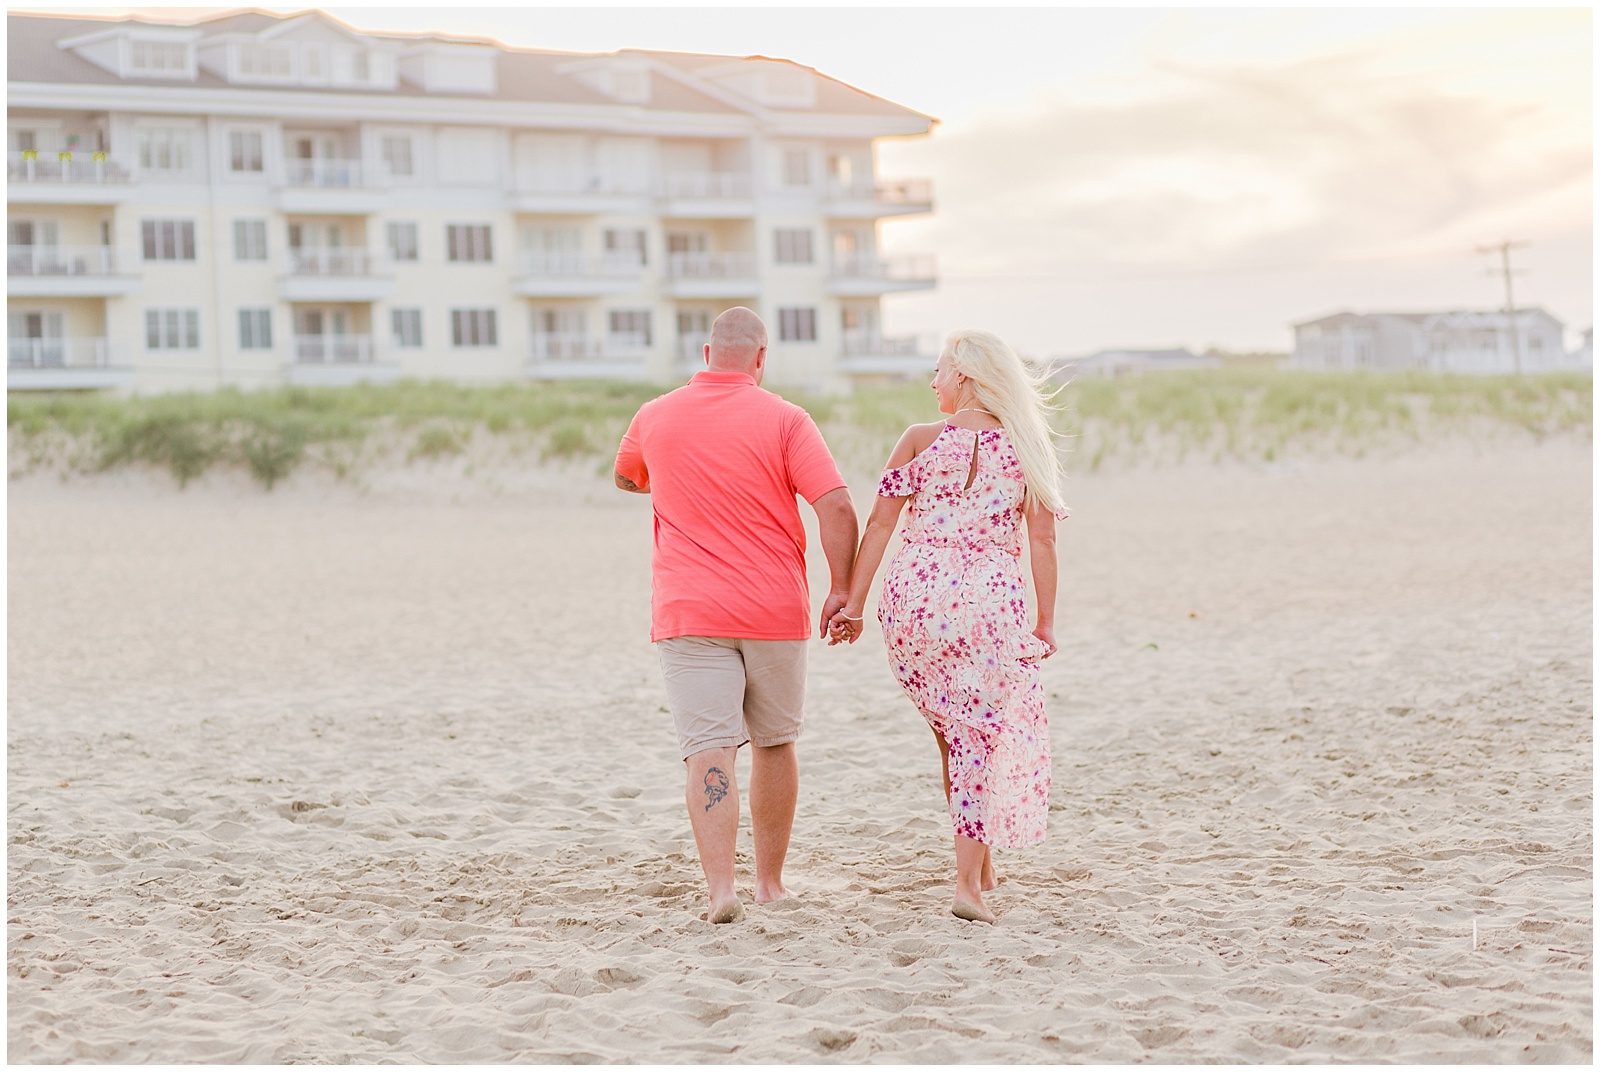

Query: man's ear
[[754, 346, 767, 371]]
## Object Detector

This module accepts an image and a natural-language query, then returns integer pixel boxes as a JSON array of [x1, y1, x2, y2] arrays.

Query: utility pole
[[1476, 240, 1529, 374]]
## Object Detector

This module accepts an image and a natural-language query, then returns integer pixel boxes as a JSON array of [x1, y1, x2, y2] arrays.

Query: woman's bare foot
[[951, 896, 996, 924], [753, 882, 792, 904], [980, 851, 998, 892], [707, 898, 743, 924]]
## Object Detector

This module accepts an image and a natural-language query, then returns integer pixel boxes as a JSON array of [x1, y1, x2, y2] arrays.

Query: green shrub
[[7, 370, 1589, 488]]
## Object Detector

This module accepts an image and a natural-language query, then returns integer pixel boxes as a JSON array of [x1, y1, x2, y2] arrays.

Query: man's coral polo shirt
[[615, 370, 846, 643]]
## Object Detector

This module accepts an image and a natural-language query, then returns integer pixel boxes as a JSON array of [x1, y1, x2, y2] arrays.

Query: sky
[[20, 4, 1595, 357]]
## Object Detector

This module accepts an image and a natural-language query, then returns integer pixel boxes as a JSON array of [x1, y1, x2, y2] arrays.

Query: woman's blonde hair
[[944, 328, 1067, 515]]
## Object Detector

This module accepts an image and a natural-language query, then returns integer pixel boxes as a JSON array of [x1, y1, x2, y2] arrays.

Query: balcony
[[7, 337, 134, 390], [7, 152, 135, 205], [278, 248, 394, 302], [274, 159, 391, 214], [827, 253, 938, 296], [286, 334, 401, 386], [662, 251, 760, 298], [527, 332, 651, 380], [824, 177, 935, 219], [659, 172, 756, 218], [676, 333, 711, 371], [510, 175, 652, 215], [512, 250, 645, 298], [8, 245, 141, 297], [839, 333, 934, 376]]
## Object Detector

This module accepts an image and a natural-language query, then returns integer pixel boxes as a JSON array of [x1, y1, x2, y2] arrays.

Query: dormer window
[[129, 40, 190, 77], [761, 67, 815, 107], [612, 68, 650, 104], [238, 43, 293, 81]]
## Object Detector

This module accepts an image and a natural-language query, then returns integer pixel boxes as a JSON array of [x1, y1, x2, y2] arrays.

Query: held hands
[[826, 604, 865, 646]]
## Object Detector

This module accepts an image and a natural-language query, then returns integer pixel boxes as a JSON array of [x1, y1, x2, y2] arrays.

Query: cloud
[[885, 50, 1591, 277]]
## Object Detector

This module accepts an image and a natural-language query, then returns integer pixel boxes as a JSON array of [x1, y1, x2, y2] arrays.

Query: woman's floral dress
[[876, 424, 1068, 848]]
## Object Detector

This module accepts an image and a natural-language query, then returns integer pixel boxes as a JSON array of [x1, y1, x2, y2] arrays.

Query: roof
[[7, 9, 932, 122], [1294, 308, 1562, 329]]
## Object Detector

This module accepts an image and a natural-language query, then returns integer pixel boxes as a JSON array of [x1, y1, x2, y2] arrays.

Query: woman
[[829, 329, 1068, 924]]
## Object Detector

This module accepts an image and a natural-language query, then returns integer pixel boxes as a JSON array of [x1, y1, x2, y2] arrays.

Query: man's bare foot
[[754, 883, 792, 904], [951, 897, 996, 924], [707, 898, 743, 924]]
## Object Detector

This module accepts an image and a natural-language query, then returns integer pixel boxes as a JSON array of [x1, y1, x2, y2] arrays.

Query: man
[[614, 307, 858, 924]]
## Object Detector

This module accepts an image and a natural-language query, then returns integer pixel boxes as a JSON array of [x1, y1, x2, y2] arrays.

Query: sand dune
[[7, 437, 1592, 1062]]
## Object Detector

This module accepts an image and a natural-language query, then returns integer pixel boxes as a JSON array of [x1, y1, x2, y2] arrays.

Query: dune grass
[[7, 370, 1590, 489]]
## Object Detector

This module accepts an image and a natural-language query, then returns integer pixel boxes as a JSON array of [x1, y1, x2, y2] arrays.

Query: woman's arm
[[1025, 498, 1059, 657], [826, 426, 928, 645], [828, 493, 907, 644]]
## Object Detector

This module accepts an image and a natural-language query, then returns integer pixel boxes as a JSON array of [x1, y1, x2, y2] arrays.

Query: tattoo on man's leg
[[703, 767, 730, 811]]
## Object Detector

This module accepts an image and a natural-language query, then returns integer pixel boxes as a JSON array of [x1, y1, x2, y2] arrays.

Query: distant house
[[1570, 328, 1593, 371], [1050, 347, 1219, 379], [1290, 309, 1579, 374]]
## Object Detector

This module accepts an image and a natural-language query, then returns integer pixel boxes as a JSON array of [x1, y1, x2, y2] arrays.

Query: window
[[450, 308, 497, 347], [392, 308, 423, 348], [232, 219, 267, 261], [237, 308, 272, 350], [145, 308, 200, 350], [386, 222, 419, 262], [604, 228, 647, 265], [608, 310, 652, 347], [666, 232, 707, 255], [783, 149, 811, 187], [381, 135, 414, 178], [238, 44, 292, 80], [303, 46, 326, 83], [612, 69, 650, 103], [142, 219, 196, 261], [229, 131, 263, 173], [137, 127, 192, 172], [129, 41, 189, 76], [351, 51, 370, 83], [446, 224, 492, 263], [778, 307, 817, 342], [774, 229, 813, 264]]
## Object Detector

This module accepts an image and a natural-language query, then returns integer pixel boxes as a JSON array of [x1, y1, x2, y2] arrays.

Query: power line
[[1475, 239, 1530, 375]]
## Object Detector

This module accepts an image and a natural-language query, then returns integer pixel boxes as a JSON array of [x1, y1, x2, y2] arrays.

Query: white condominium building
[[7, 10, 937, 394]]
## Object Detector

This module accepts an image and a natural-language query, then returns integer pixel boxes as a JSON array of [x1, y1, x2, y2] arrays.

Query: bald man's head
[[707, 307, 768, 370]]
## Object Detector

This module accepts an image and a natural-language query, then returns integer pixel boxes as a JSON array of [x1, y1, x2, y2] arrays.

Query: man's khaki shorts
[[657, 636, 807, 759]]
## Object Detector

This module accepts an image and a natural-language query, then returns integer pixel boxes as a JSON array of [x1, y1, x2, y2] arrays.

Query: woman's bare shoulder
[[886, 421, 948, 468]]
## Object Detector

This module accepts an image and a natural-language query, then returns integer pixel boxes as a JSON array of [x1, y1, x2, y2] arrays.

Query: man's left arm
[[788, 411, 857, 637], [810, 487, 859, 638]]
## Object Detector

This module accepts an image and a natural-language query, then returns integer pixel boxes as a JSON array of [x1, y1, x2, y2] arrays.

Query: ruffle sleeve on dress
[[877, 462, 918, 498]]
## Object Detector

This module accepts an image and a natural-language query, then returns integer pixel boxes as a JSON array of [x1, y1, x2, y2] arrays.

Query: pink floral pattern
[[876, 424, 1067, 848]]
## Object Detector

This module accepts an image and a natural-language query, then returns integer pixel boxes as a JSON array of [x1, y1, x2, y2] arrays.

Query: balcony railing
[[8, 245, 120, 277], [293, 334, 376, 363], [665, 251, 758, 280], [842, 332, 921, 356], [8, 337, 114, 368], [287, 248, 377, 276], [7, 151, 131, 185], [530, 333, 607, 361], [283, 158, 372, 188], [607, 331, 652, 352], [676, 334, 711, 363], [661, 172, 753, 199], [518, 250, 645, 277], [831, 253, 938, 281], [827, 177, 934, 204]]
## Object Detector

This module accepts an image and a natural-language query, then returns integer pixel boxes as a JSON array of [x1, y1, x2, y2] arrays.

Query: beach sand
[[7, 436, 1592, 1062]]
